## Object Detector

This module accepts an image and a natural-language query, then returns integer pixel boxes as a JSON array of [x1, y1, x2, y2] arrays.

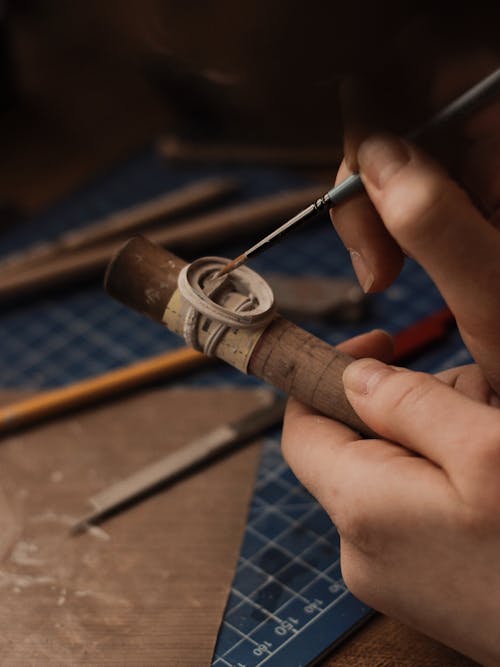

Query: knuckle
[[339, 550, 377, 605], [332, 500, 380, 559], [339, 562, 364, 601]]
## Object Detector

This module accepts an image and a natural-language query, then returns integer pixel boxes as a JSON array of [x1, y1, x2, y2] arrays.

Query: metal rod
[[71, 390, 285, 533]]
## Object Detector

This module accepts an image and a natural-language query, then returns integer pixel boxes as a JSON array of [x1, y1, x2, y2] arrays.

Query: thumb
[[342, 358, 500, 472], [357, 135, 500, 391]]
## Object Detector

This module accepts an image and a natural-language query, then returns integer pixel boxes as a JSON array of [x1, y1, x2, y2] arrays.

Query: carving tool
[[219, 67, 500, 276], [0, 347, 209, 435], [71, 389, 285, 533]]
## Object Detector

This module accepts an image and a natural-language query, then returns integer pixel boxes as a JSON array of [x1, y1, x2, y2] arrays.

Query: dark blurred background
[[0, 1, 498, 216]]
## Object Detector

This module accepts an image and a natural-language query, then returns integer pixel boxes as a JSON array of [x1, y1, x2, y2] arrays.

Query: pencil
[[0, 347, 209, 434]]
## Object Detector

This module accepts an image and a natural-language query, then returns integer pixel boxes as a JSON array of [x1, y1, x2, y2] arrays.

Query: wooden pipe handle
[[248, 317, 374, 435], [105, 236, 374, 437]]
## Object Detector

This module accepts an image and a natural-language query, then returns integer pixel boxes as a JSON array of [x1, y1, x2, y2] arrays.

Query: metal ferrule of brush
[[313, 194, 332, 212], [324, 173, 365, 208]]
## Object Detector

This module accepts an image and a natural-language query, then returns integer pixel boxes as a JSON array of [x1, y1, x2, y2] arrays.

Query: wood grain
[[105, 236, 374, 437], [248, 317, 372, 435], [0, 387, 263, 665], [321, 615, 478, 667]]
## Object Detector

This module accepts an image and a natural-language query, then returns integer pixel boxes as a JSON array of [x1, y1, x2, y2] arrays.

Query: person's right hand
[[331, 71, 500, 395], [283, 86, 500, 663]]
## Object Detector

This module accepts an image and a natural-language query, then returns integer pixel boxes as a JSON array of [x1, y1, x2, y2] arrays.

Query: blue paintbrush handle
[[325, 67, 500, 208]]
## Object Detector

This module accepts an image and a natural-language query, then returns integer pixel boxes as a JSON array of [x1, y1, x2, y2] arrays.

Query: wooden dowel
[[104, 236, 375, 437], [0, 177, 238, 275], [158, 135, 342, 168], [0, 347, 208, 434], [0, 185, 323, 305]]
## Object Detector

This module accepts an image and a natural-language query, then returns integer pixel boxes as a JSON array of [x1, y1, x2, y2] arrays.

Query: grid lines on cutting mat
[[0, 151, 469, 666], [212, 437, 368, 667]]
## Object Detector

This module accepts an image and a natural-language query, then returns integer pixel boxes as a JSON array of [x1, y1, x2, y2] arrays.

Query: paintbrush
[[0, 185, 322, 305], [219, 67, 500, 276], [0, 177, 239, 275]]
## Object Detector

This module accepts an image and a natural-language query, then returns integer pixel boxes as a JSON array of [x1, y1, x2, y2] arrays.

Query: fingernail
[[349, 249, 374, 293], [358, 135, 410, 189], [343, 358, 394, 395]]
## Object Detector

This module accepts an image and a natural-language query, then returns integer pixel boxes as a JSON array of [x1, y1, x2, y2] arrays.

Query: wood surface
[[104, 236, 374, 437], [72, 390, 284, 530], [321, 616, 478, 667], [0, 386, 479, 666], [0, 31, 481, 661], [247, 317, 372, 434], [0, 387, 264, 666]]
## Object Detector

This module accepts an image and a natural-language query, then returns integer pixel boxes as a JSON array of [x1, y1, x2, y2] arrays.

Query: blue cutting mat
[[0, 149, 469, 666]]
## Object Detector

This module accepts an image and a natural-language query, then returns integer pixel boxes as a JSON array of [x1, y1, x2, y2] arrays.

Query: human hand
[[282, 346, 500, 665], [282, 70, 500, 661], [335, 58, 500, 306], [332, 116, 500, 394]]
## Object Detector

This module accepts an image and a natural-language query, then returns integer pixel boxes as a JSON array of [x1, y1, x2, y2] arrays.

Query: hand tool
[[71, 389, 285, 533], [219, 67, 500, 276]]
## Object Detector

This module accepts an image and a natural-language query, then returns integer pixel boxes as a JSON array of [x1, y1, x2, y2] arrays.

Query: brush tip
[[219, 253, 247, 277]]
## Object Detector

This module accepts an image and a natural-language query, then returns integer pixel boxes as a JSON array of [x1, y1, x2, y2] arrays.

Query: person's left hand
[[282, 331, 500, 666]]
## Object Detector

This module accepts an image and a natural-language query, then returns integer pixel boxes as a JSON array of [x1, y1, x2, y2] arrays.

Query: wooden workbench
[[0, 29, 479, 664]]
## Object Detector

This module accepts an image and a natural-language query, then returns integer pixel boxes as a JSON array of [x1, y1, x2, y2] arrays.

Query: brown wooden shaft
[[105, 234, 185, 321], [0, 185, 322, 305], [104, 236, 373, 436], [247, 318, 372, 435]]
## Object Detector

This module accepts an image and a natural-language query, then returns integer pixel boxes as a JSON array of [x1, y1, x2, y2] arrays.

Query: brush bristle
[[219, 253, 246, 276]]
